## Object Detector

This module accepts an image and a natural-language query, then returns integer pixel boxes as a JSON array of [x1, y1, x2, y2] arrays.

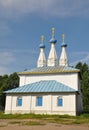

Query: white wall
[[19, 73, 79, 91], [5, 93, 77, 116]]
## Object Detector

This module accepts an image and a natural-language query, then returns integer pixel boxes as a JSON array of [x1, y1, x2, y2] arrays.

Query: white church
[[5, 28, 83, 116]]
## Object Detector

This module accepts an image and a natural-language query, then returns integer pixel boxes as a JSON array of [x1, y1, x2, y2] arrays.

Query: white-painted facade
[[47, 44, 58, 66], [37, 48, 46, 67], [5, 70, 83, 115], [5, 28, 83, 116], [59, 47, 68, 66], [5, 93, 81, 116], [19, 73, 79, 90]]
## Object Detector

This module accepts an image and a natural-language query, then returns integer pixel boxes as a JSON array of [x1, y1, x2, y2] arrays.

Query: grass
[[9, 120, 45, 126], [9, 121, 21, 124], [0, 112, 74, 119], [0, 125, 7, 127], [0, 112, 89, 125], [23, 121, 45, 126]]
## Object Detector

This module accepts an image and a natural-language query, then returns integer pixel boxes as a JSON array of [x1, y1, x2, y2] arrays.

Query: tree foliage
[[0, 72, 19, 110], [75, 62, 89, 111]]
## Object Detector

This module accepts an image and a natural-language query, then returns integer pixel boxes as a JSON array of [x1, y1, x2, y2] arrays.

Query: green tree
[[0, 72, 19, 111], [75, 62, 89, 111]]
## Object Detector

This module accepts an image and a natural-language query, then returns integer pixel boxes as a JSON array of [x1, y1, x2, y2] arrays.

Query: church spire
[[59, 34, 69, 66], [47, 27, 58, 67], [37, 35, 47, 67]]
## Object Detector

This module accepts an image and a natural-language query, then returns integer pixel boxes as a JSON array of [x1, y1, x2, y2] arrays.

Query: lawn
[[0, 112, 89, 125]]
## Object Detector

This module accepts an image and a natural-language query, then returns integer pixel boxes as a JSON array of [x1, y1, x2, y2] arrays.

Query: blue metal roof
[[61, 42, 67, 47], [49, 37, 57, 44], [18, 66, 80, 75], [39, 43, 45, 48], [5, 80, 76, 93]]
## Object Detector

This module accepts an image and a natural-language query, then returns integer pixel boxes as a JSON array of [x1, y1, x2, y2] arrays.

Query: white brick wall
[[5, 93, 78, 116]]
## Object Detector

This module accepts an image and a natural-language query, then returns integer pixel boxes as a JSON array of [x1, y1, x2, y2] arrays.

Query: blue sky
[[0, 0, 89, 75]]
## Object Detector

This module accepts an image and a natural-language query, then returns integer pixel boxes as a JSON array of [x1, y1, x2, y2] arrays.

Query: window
[[57, 97, 63, 107], [17, 97, 22, 106], [36, 96, 42, 106]]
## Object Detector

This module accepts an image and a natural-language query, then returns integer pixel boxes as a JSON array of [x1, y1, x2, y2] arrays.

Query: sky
[[0, 0, 89, 75]]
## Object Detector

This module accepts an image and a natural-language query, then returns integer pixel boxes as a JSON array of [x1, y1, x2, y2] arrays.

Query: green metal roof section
[[18, 66, 80, 75], [5, 80, 76, 94]]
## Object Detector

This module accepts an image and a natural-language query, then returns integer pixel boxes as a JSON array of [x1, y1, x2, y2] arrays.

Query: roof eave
[[6, 91, 78, 94], [18, 70, 80, 75]]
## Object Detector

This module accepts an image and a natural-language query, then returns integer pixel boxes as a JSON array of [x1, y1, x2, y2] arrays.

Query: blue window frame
[[57, 97, 63, 107], [17, 97, 22, 106], [36, 96, 42, 106]]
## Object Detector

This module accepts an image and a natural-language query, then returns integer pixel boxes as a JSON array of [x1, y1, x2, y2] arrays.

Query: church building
[[5, 28, 83, 116]]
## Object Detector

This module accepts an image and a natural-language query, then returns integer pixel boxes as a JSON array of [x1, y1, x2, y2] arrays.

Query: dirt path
[[0, 119, 89, 130]]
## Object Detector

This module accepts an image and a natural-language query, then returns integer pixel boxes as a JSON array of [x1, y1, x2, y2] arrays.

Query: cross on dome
[[62, 34, 65, 43], [52, 27, 55, 37], [49, 27, 57, 44], [39, 35, 45, 48], [41, 35, 44, 44], [61, 34, 67, 47]]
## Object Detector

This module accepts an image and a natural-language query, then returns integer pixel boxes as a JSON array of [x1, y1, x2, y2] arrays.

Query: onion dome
[[59, 34, 69, 66], [61, 34, 67, 47], [37, 35, 46, 67], [49, 27, 57, 44], [39, 35, 45, 48], [47, 27, 58, 67]]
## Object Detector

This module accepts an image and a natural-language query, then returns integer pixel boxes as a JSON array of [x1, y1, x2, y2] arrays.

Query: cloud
[[52, 0, 89, 17], [0, 0, 89, 19], [70, 52, 89, 66], [0, 0, 54, 19], [0, 21, 12, 36], [0, 48, 38, 75], [0, 48, 89, 75], [0, 50, 15, 75], [0, 66, 9, 75], [0, 0, 88, 40], [0, 51, 15, 65]]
